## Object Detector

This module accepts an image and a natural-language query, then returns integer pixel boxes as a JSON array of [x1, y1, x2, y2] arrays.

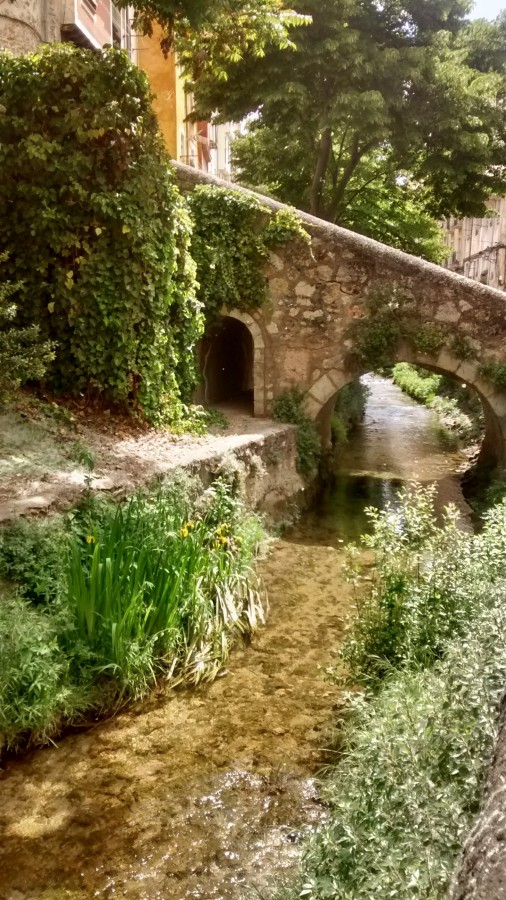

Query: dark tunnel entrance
[[196, 316, 254, 413]]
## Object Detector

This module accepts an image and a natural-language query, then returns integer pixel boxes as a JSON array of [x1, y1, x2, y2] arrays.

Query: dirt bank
[[0, 399, 304, 522]]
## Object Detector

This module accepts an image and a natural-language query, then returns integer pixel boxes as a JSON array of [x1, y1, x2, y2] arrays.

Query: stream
[[0, 376, 471, 900]]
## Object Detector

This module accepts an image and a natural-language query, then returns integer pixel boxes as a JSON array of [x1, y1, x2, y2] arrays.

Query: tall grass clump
[[65, 479, 265, 695], [281, 487, 506, 900], [0, 591, 94, 754], [0, 476, 266, 755]]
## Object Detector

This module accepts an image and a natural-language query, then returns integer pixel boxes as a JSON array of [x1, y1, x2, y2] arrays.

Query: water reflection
[[296, 375, 471, 547]]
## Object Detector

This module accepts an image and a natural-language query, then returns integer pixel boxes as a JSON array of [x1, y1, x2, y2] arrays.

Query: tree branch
[[327, 137, 378, 223]]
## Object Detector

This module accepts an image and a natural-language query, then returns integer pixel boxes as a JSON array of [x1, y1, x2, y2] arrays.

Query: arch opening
[[314, 361, 498, 477], [196, 316, 254, 414]]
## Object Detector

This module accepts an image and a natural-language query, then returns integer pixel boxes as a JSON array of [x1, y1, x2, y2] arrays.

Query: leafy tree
[[118, 0, 310, 66], [181, 0, 506, 258]]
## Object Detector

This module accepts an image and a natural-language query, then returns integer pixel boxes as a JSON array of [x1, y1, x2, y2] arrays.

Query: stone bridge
[[175, 163, 506, 471]]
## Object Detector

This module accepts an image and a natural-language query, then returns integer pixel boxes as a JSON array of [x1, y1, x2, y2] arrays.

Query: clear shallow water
[[0, 377, 471, 900]]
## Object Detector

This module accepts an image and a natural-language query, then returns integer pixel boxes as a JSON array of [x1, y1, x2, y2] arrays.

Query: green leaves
[[0, 45, 201, 425], [0, 254, 55, 404], [189, 0, 506, 245], [272, 388, 321, 477], [120, 0, 311, 76], [188, 185, 309, 321], [292, 488, 506, 900], [0, 478, 266, 754]]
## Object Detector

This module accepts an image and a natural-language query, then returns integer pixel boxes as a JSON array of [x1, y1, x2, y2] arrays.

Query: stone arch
[[223, 309, 267, 417], [305, 346, 506, 473], [195, 310, 267, 416], [173, 163, 506, 466]]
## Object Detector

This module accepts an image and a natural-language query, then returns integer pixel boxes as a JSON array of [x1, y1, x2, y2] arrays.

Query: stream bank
[[0, 375, 475, 900], [0, 404, 304, 524]]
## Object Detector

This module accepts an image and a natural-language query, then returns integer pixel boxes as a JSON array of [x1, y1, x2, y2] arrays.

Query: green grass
[[392, 362, 483, 445], [278, 487, 506, 900], [0, 476, 266, 755], [0, 591, 94, 751]]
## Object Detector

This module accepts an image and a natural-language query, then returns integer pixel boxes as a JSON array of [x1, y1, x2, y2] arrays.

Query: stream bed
[[0, 376, 471, 900]]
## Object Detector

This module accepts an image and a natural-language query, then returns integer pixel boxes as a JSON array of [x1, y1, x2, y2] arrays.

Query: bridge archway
[[174, 164, 506, 468], [305, 349, 506, 473], [196, 311, 267, 416]]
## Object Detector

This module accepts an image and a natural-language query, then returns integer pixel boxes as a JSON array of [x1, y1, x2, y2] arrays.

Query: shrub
[[297, 604, 506, 900], [393, 363, 484, 444], [273, 388, 321, 478], [0, 592, 93, 755], [0, 254, 54, 403], [0, 517, 65, 604], [392, 362, 442, 403], [479, 359, 506, 390], [340, 485, 502, 688], [283, 489, 506, 900], [330, 379, 369, 445], [0, 45, 201, 423]]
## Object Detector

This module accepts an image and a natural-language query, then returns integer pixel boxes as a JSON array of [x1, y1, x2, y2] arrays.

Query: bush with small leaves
[[272, 388, 321, 478]]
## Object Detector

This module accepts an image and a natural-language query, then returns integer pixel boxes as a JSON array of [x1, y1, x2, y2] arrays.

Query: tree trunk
[[310, 127, 332, 217], [327, 134, 363, 223]]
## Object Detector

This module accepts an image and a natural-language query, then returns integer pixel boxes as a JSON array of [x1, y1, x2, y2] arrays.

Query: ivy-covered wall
[[0, 45, 201, 424], [187, 184, 310, 322]]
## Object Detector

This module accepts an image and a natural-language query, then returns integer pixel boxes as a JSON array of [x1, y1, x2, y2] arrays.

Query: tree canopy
[[118, 0, 310, 64], [178, 0, 506, 259]]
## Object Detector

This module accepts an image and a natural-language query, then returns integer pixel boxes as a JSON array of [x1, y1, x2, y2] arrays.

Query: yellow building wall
[[136, 23, 181, 159]]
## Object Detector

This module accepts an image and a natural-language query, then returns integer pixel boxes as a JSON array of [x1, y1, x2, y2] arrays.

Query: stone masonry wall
[[175, 162, 506, 467], [0, 0, 63, 54]]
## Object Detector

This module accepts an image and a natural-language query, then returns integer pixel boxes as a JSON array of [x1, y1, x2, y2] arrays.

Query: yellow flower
[[180, 527, 189, 539], [86, 534, 96, 544]]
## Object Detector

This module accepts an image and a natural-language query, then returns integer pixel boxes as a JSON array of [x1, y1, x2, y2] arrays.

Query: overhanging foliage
[[0, 45, 202, 424], [188, 184, 310, 321]]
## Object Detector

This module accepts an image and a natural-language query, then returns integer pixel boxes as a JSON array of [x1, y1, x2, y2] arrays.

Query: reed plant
[[65, 486, 265, 694], [0, 477, 266, 753]]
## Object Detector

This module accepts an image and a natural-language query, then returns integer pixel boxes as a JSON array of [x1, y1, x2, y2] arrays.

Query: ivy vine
[[0, 45, 202, 425], [188, 185, 310, 322], [352, 288, 451, 369], [0, 45, 312, 426]]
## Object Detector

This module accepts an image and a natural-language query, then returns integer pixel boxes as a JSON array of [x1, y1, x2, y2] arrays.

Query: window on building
[[111, 3, 131, 53]]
